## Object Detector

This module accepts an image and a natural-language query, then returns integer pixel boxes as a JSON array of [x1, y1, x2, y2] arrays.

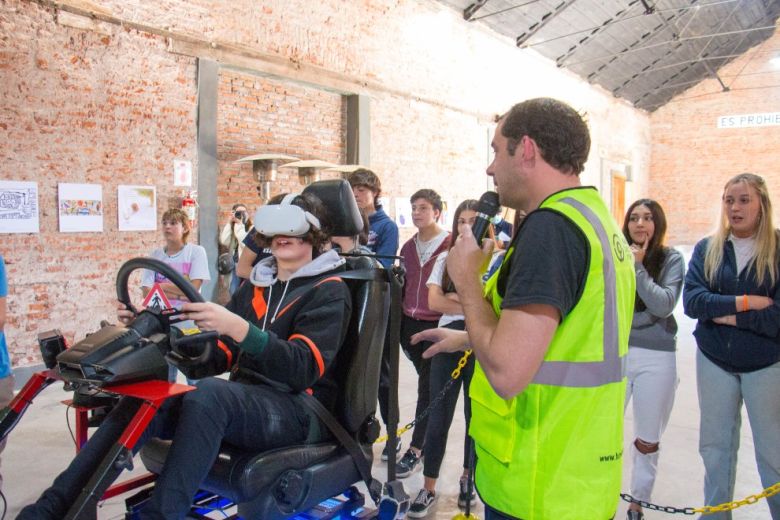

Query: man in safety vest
[[412, 97, 635, 519]]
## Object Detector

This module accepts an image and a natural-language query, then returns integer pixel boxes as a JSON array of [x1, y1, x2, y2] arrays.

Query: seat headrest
[[302, 179, 364, 237]]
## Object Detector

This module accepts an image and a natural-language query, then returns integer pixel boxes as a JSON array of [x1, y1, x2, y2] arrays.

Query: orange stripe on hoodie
[[288, 333, 325, 377]]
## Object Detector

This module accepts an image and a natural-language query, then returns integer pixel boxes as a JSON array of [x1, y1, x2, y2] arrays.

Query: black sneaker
[[381, 437, 402, 462], [457, 476, 477, 509], [408, 489, 437, 518], [626, 511, 644, 520], [396, 449, 423, 478]]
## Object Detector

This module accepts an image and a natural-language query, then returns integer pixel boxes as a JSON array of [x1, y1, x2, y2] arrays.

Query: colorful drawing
[[58, 183, 103, 233]]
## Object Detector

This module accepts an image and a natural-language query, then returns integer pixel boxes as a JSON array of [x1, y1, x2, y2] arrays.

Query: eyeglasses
[[628, 215, 653, 223]]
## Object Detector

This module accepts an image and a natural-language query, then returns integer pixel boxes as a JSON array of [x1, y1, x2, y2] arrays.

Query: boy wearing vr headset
[[20, 193, 352, 520]]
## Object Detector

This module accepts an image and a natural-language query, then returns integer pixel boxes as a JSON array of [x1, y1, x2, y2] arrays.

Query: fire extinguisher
[[182, 190, 197, 227]]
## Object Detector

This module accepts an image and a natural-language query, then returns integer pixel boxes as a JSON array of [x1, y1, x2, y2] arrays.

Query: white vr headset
[[254, 193, 321, 237]]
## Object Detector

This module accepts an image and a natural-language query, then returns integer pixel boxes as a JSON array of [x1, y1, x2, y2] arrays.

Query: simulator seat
[[141, 180, 393, 519]]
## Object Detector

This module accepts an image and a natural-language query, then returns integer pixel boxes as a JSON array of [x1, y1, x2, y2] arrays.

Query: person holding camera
[[219, 203, 252, 295]]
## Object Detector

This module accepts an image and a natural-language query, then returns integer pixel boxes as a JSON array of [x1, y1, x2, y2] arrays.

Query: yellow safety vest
[[470, 187, 635, 519]]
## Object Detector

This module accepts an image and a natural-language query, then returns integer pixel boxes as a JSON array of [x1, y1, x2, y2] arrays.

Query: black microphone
[[471, 191, 500, 246]]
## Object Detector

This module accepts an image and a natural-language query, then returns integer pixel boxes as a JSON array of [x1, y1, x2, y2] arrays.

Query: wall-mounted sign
[[717, 112, 780, 129], [174, 159, 192, 187]]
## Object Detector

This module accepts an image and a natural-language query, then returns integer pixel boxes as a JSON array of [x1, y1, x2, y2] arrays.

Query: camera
[[234, 210, 247, 222]]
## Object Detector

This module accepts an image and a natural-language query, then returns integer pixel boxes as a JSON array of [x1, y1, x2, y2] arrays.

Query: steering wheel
[[116, 257, 216, 368]]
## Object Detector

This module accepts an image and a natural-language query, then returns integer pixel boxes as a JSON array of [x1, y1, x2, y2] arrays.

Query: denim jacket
[[683, 236, 780, 372]]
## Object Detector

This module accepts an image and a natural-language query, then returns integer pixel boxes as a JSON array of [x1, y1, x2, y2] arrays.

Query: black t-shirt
[[500, 209, 590, 320]]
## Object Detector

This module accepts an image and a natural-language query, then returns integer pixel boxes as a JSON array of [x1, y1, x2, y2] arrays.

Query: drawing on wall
[[395, 197, 413, 228], [58, 183, 103, 232], [0, 180, 40, 234], [118, 185, 156, 231]]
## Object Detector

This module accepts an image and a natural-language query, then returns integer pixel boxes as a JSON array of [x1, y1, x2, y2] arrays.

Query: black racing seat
[[141, 180, 393, 519]]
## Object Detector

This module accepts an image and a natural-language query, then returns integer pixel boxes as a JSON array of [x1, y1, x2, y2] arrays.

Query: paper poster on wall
[[58, 183, 103, 233], [118, 185, 157, 231], [174, 159, 192, 187], [394, 197, 413, 228], [0, 180, 40, 234]]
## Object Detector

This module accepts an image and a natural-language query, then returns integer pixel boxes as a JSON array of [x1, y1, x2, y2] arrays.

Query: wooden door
[[611, 174, 625, 225]]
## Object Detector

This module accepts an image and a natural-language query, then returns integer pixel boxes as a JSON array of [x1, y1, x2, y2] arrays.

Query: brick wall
[[650, 28, 780, 245], [216, 69, 345, 223], [0, 2, 198, 366], [2, 0, 651, 367]]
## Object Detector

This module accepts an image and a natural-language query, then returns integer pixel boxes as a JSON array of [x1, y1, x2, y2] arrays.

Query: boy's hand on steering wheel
[[116, 300, 140, 326], [180, 302, 249, 343]]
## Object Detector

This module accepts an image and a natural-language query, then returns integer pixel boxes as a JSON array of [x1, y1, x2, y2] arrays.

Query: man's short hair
[[347, 168, 382, 204], [501, 98, 591, 176], [410, 188, 443, 213]]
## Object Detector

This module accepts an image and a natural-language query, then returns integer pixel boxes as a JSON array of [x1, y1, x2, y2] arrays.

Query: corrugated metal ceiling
[[436, 0, 780, 111]]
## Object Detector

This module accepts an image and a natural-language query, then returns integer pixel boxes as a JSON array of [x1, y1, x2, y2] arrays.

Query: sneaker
[[381, 437, 402, 462], [408, 489, 437, 518], [626, 510, 644, 520], [396, 449, 423, 478], [457, 476, 477, 509]]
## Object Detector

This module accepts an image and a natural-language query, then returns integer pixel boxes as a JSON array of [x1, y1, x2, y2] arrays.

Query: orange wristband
[[742, 294, 749, 312]]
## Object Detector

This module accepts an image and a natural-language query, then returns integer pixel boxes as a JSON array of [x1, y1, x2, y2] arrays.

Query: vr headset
[[253, 193, 321, 237]]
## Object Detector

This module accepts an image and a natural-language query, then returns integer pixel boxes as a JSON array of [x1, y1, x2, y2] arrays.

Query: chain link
[[694, 482, 780, 514], [622, 481, 780, 515], [620, 494, 695, 515], [375, 350, 472, 444]]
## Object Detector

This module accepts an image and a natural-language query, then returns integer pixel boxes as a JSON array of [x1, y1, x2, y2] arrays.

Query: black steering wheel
[[116, 257, 216, 369]]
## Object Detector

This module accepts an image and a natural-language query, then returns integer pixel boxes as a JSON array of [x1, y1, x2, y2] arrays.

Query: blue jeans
[[697, 349, 780, 519], [19, 377, 316, 520]]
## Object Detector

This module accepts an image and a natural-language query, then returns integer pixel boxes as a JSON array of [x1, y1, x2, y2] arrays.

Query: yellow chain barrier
[[694, 482, 780, 515], [375, 350, 473, 445]]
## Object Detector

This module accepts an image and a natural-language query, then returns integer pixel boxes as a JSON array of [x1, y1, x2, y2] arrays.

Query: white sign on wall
[[717, 112, 780, 129]]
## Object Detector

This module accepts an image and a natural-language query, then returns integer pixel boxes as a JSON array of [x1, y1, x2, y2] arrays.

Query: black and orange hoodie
[[221, 249, 352, 413]]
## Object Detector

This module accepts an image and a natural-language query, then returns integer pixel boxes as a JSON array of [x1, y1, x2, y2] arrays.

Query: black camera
[[234, 210, 247, 222]]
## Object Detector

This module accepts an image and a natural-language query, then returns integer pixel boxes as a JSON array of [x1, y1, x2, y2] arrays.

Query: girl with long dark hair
[[622, 199, 685, 520]]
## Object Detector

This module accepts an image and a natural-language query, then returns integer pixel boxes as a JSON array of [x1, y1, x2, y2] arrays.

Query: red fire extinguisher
[[182, 191, 197, 227]]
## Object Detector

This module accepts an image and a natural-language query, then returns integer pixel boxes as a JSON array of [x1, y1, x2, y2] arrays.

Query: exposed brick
[[650, 29, 780, 245], [2, 0, 652, 368]]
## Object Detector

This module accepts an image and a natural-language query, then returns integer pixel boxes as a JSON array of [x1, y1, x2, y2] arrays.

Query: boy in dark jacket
[[20, 193, 352, 520]]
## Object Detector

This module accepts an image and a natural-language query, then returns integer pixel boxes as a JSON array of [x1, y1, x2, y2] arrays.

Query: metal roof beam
[[464, 0, 489, 21], [703, 61, 730, 91], [553, 1, 641, 63], [516, 0, 577, 47], [569, 24, 773, 68], [582, 1, 697, 83]]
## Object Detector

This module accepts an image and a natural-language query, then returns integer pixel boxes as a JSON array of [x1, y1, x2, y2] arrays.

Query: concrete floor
[[1, 299, 773, 519]]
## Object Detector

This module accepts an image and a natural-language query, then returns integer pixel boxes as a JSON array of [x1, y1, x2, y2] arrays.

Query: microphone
[[471, 191, 500, 246]]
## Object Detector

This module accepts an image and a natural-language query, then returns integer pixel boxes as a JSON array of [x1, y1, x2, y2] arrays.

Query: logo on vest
[[612, 234, 626, 262]]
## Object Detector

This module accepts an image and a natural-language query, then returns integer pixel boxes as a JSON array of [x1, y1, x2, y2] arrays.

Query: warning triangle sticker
[[142, 282, 172, 311]]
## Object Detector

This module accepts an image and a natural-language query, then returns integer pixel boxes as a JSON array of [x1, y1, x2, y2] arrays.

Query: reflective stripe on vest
[[531, 196, 625, 388]]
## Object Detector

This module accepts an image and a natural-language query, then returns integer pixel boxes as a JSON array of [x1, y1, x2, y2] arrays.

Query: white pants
[[625, 347, 678, 502]]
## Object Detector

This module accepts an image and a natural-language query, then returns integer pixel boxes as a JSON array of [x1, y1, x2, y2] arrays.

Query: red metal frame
[[2, 371, 196, 507]]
